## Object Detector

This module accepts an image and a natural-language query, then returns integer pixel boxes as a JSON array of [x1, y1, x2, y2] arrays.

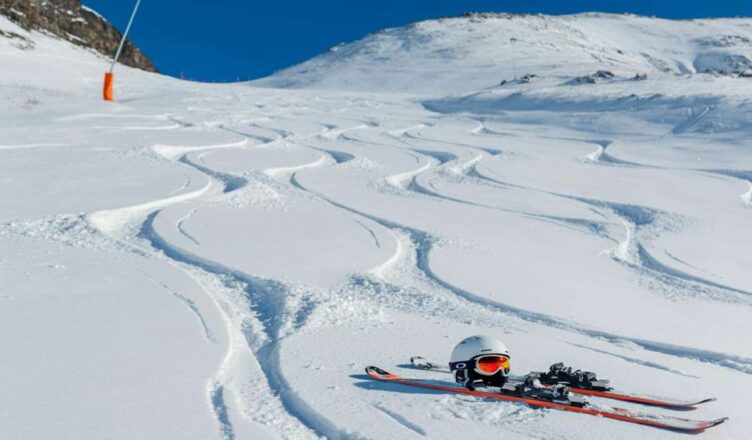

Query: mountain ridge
[[0, 0, 156, 72]]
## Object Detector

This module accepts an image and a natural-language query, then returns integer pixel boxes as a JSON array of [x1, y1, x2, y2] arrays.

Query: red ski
[[410, 356, 715, 409], [564, 388, 715, 409], [365, 366, 728, 433]]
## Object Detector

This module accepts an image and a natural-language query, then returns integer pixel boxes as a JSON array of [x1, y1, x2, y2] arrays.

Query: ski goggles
[[450, 354, 511, 376], [475, 354, 511, 376]]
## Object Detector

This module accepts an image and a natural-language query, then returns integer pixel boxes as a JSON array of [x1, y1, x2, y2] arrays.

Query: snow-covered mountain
[[257, 12, 752, 138], [2, 10, 751, 440], [257, 13, 752, 92]]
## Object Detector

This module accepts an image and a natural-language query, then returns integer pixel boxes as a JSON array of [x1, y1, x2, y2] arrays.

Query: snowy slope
[[2, 11, 752, 440], [256, 13, 752, 93]]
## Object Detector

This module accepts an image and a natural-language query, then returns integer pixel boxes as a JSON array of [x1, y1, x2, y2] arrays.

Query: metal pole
[[110, 0, 142, 72], [510, 38, 517, 81]]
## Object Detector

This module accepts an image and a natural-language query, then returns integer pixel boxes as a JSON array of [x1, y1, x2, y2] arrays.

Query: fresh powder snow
[[1, 11, 751, 440]]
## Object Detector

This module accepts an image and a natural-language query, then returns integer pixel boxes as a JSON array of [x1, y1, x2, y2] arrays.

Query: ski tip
[[365, 365, 384, 375], [688, 417, 729, 432], [675, 397, 717, 408], [410, 356, 426, 364], [706, 417, 729, 429], [365, 366, 395, 379]]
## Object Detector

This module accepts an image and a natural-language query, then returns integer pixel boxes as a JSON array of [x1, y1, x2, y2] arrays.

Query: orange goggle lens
[[475, 355, 510, 375]]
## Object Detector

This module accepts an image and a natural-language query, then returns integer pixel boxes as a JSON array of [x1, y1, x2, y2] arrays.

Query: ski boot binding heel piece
[[512, 375, 587, 407]]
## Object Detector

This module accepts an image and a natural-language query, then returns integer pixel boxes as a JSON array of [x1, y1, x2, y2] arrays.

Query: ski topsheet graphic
[[365, 366, 728, 433], [410, 356, 716, 409]]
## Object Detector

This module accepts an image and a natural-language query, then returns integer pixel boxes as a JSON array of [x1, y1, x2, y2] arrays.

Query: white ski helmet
[[449, 335, 511, 389]]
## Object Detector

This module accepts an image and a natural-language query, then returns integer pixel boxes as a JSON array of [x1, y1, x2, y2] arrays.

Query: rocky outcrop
[[0, 0, 157, 72]]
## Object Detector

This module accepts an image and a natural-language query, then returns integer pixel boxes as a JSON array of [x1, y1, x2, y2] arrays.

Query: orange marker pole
[[103, 0, 142, 101], [103, 72, 114, 101]]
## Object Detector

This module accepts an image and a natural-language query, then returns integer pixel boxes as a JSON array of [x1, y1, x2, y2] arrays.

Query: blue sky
[[85, 0, 751, 82]]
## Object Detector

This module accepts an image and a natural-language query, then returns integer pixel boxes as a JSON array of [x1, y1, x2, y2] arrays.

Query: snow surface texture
[[2, 12, 751, 440]]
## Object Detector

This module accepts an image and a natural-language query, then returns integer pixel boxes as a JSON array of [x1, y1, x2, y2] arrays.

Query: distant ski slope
[[255, 13, 752, 93]]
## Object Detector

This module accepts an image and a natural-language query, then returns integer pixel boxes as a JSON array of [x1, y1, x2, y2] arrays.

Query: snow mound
[[693, 52, 752, 75]]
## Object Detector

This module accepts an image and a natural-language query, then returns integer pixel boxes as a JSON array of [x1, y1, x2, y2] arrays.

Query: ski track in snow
[[320, 123, 369, 139], [139, 212, 353, 439], [137, 268, 215, 342], [155, 119, 752, 434], [389, 149, 607, 237], [289, 152, 752, 377], [152, 138, 249, 161], [566, 343, 700, 379], [389, 126, 752, 308], [179, 154, 248, 194], [168, 177, 192, 195], [470, 163, 752, 305], [176, 208, 201, 246], [210, 384, 234, 440], [670, 105, 713, 135], [309, 147, 356, 164], [87, 178, 216, 236], [6, 110, 749, 440], [59, 130, 338, 437], [264, 153, 330, 179], [9, 68, 752, 440], [386, 158, 433, 189], [353, 125, 752, 372], [12, 107, 751, 438], [128, 122, 428, 437], [140, 136, 366, 437], [582, 140, 643, 167], [355, 219, 382, 248], [0, 142, 68, 150], [373, 403, 427, 436]]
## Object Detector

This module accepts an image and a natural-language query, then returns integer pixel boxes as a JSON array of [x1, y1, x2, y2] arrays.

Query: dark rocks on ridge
[[0, 0, 157, 72]]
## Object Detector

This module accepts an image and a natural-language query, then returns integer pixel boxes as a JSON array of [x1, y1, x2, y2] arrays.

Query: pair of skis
[[411, 356, 715, 409], [364, 357, 728, 433]]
